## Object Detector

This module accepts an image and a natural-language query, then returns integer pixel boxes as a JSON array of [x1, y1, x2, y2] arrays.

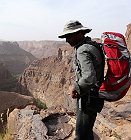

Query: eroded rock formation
[[0, 41, 37, 74], [18, 47, 76, 111], [18, 40, 69, 59], [7, 105, 75, 140], [125, 23, 131, 51], [0, 91, 34, 132], [94, 88, 131, 139]]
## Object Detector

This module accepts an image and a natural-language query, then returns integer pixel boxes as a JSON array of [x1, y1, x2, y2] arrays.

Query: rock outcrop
[[18, 40, 69, 59], [7, 105, 75, 140], [125, 23, 131, 51], [94, 87, 131, 139], [7, 89, 131, 140], [0, 91, 34, 132], [0, 41, 37, 74], [18, 47, 76, 111]]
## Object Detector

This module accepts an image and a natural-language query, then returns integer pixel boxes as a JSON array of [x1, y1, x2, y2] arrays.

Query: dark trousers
[[75, 96, 104, 140]]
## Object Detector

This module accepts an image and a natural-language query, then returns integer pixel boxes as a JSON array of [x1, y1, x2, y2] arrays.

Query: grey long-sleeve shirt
[[74, 40, 103, 96]]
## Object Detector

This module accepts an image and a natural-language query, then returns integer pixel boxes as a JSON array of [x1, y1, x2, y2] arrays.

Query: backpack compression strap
[[99, 76, 131, 100]]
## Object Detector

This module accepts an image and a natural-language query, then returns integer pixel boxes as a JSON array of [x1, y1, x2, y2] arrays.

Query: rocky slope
[[0, 91, 34, 132], [18, 46, 75, 110], [0, 63, 12, 79], [18, 40, 69, 59], [125, 23, 131, 51], [7, 105, 75, 140], [0, 41, 37, 75], [94, 88, 131, 139], [0, 63, 17, 91], [6, 88, 131, 140]]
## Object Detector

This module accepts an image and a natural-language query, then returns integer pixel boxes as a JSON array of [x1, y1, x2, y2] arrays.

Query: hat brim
[[58, 27, 92, 38]]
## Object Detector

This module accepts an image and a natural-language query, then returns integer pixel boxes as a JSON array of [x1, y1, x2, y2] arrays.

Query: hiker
[[58, 20, 105, 140]]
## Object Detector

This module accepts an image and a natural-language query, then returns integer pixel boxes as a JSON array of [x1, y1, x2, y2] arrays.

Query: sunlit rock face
[[125, 23, 131, 51], [18, 46, 76, 111]]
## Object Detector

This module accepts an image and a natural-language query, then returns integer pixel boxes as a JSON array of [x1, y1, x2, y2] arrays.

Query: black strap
[[86, 41, 105, 87]]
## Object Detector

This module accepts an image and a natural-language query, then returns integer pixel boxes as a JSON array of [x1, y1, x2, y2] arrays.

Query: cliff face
[[0, 91, 34, 132], [0, 63, 17, 91], [125, 23, 131, 51], [0, 41, 37, 75], [18, 46, 75, 109], [0, 63, 12, 82], [18, 40, 68, 59]]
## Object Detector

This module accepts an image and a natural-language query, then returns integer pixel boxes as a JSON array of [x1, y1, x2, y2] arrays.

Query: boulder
[[0, 91, 34, 132], [7, 105, 75, 140]]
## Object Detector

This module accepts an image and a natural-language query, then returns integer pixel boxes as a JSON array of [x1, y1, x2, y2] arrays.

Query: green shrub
[[35, 98, 47, 109]]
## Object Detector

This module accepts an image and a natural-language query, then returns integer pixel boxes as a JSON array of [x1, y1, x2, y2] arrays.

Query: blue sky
[[0, 0, 131, 41]]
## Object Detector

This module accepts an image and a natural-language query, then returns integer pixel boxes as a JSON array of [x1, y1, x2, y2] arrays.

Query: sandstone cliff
[[0, 41, 37, 75], [18, 46, 75, 110], [18, 40, 69, 59], [125, 23, 131, 51]]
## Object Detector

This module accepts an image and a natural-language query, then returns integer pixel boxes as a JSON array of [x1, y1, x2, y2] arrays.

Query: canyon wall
[[18, 46, 75, 110], [0, 41, 37, 75], [18, 40, 68, 59], [125, 23, 131, 51]]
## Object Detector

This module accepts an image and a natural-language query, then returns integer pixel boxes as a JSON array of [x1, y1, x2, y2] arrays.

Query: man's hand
[[68, 85, 78, 99]]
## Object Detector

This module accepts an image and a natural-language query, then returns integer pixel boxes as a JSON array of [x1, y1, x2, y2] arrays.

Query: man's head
[[58, 20, 92, 46]]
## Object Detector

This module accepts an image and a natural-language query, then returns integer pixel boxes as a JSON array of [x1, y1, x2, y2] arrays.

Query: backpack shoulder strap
[[86, 41, 105, 86]]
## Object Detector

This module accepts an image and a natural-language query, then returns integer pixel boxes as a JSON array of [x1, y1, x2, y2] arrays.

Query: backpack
[[99, 32, 131, 101]]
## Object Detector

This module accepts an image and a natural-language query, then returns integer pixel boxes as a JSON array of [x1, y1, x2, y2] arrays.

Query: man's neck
[[74, 36, 88, 48]]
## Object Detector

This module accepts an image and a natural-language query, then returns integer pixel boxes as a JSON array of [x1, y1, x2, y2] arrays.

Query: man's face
[[65, 32, 80, 46]]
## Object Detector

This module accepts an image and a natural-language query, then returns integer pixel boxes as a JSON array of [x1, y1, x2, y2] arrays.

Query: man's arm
[[74, 45, 97, 95]]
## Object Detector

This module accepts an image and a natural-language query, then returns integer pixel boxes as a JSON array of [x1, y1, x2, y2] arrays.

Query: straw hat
[[58, 20, 92, 38]]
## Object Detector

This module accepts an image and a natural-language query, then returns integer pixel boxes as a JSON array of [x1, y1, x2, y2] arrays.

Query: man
[[58, 20, 105, 140]]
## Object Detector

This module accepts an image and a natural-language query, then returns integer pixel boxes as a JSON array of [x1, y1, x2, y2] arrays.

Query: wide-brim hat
[[58, 20, 92, 38]]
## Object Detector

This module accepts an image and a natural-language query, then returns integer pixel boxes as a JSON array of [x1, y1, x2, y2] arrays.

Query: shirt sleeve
[[74, 45, 97, 94]]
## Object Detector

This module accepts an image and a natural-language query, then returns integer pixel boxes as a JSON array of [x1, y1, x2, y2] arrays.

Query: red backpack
[[99, 32, 131, 101]]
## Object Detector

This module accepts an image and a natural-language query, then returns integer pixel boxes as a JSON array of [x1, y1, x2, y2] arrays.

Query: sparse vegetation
[[35, 98, 47, 109], [0, 130, 13, 140], [0, 109, 13, 140]]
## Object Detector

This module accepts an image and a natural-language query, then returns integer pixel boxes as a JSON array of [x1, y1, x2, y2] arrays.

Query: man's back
[[74, 37, 105, 96]]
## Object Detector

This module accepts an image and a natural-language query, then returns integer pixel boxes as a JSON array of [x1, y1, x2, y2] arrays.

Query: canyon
[[0, 24, 131, 139]]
